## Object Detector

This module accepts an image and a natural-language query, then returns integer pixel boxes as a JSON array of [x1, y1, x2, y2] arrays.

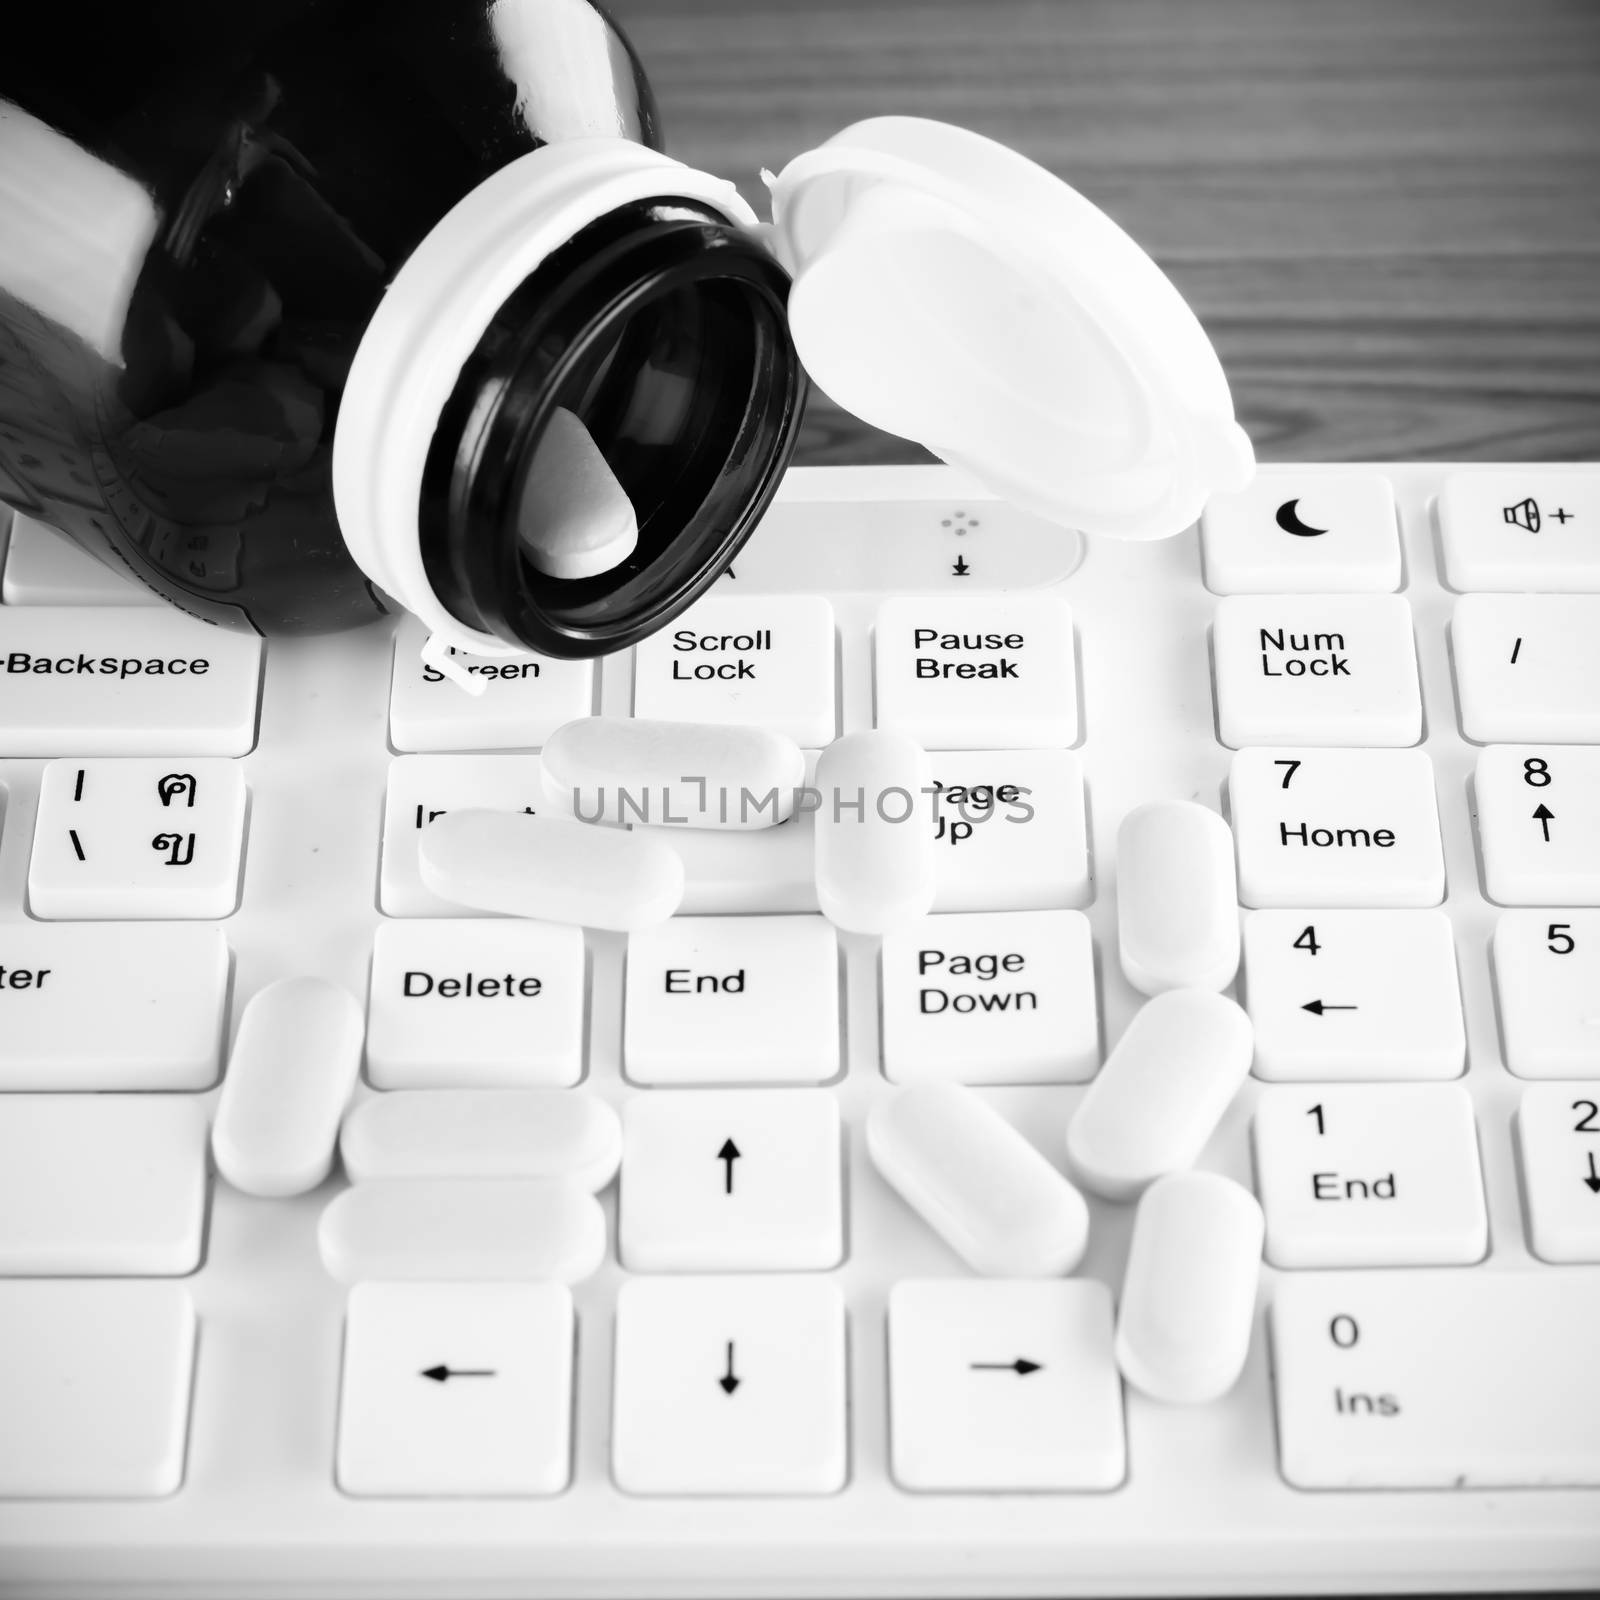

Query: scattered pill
[[541, 716, 805, 829], [212, 978, 364, 1198], [867, 1081, 1089, 1276], [814, 731, 936, 934], [317, 1178, 605, 1283], [340, 1090, 621, 1189], [517, 406, 639, 580], [417, 809, 683, 929], [1066, 988, 1253, 1201], [1115, 1170, 1263, 1404], [1117, 800, 1240, 994]]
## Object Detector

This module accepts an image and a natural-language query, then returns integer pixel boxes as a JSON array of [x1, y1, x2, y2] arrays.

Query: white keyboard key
[[1115, 1172, 1262, 1405], [337, 1282, 573, 1497], [888, 1279, 1124, 1491], [928, 749, 1090, 911], [379, 753, 547, 916], [874, 594, 1077, 749], [623, 914, 839, 1084], [419, 810, 683, 930], [1452, 595, 1600, 741], [1, 512, 155, 604], [340, 1090, 620, 1189], [318, 1178, 605, 1284], [867, 1082, 1089, 1277], [1517, 1083, 1600, 1263], [1273, 1269, 1600, 1488], [0, 1281, 195, 1497], [0, 1096, 208, 1275], [1438, 470, 1600, 592], [1213, 595, 1421, 747], [727, 493, 1081, 592], [365, 918, 585, 1089], [388, 615, 593, 753], [1252, 1084, 1486, 1267], [880, 909, 1098, 1085], [1230, 748, 1445, 908], [1116, 800, 1240, 994], [611, 1277, 847, 1495], [28, 757, 246, 918], [618, 1090, 842, 1270], [813, 731, 936, 934], [1475, 745, 1600, 905], [0, 606, 260, 755], [1244, 910, 1464, 1081], [632, 594, 836, 746], [1201, 474, 1400, 594], [642, 752, 821, 914], [1066, 989, 1252, 1201], [1494, 910, 1600, 1078], [540, 715, 805, 828], [213, 978, 363, 1199], [0, 922, 226, 1089]]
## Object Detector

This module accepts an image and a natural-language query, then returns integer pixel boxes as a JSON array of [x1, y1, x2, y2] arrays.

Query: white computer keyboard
[[1, 462, 1598, 1598]]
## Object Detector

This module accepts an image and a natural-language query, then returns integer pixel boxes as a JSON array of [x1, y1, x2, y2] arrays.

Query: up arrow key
[[1533, 803, 1554, 842], [717, 1138, 741, 1195]]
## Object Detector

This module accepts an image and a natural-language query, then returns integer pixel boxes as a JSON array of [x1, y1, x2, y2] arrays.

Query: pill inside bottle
[[516, 407, 641, 580]]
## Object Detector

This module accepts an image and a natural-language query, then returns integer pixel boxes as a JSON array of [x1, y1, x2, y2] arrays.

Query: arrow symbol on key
[[419, 1365, 496, 1383], [970, 1358, 1043, 1376], [1585, 1153, 1600, 1195], [1534, 803, 1554, 842], [718, 1138, 741, 1195], [719, 1341, 741, 1395], [1301, 1000, 1358, 1016]]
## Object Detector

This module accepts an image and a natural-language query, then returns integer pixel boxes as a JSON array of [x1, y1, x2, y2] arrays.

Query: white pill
[[418, 810, 683, 930], [541, 716, 805, 830], [517, 406, 639, 580], [317, 1178, 605, 1283], [340, 1090, 621, 1189], [814, 731, 936, 934], [1116, 800, 1240, 994], [212, 978, 364, 1198], [1066, 989, 1252, 1201], [867, 1082, 1089, 1276], [1115, 1170, 1263, 1404]]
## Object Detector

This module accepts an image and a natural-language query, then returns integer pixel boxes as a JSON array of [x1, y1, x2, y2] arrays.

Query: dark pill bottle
[[0, 0, 802, 650]]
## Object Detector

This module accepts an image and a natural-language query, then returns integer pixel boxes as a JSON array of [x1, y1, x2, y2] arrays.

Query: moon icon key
[[1275, 499, 1329, 538]]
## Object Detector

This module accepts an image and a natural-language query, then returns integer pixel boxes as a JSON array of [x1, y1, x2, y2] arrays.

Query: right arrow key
[[889, 1280, 1123, 1492]]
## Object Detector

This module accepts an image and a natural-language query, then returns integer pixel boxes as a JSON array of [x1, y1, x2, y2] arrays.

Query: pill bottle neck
[[418, 198, 801, 660]]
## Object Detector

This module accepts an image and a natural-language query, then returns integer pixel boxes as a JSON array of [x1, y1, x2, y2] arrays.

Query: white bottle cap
[[767, 117, 1254, 540]]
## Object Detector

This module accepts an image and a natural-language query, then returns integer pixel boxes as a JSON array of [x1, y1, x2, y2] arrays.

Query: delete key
[[874, 595, 1077, 750]]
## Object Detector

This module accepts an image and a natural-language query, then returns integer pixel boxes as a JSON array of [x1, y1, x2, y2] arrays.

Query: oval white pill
[[213, 977, 364, 1198], [1065, 988, 1252, 1201], [517, 406, 639, 580], [1117, 800, 1240, 994], [867, 1082, 1089, 1276], [418, 810, 683, 930], [814, 731, 936, 934], [317, 1178, 605, 1283], [541, 716, 805, 830], [1115, 1170, 1263, 1404], [340, 1090, 621, 1189]]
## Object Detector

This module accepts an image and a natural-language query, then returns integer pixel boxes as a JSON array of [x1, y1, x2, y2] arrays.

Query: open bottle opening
[[416, 200, 801, 660]]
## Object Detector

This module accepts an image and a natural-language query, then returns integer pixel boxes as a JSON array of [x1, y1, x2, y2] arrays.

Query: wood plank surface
[[621, 0, 1600, 464]]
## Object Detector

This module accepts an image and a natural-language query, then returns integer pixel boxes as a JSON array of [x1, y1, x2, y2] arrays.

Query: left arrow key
[[338, 1283, 573, 1497]]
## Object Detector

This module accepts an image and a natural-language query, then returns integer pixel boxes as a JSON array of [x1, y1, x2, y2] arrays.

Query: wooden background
[[620, 0, 1600, 466]]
